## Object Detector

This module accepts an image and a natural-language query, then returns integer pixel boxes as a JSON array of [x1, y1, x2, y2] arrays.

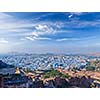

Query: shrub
[[86, 66, 95, 71]]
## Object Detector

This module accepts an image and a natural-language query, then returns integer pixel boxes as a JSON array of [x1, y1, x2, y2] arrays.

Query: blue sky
[[0, 12, 100, 54]]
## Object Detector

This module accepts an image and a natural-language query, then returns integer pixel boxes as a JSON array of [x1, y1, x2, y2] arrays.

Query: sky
[[0, 12, 100, 54]]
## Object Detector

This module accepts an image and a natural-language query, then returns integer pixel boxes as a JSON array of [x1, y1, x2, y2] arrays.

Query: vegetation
[[24, 67, 33, 73], [86, 66, 95, 71], [71, 68, 77, 73], [44, 69, 71, 79]]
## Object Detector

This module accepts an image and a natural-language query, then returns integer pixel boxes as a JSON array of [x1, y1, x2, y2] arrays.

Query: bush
[[61, 74, 70, 79], [86, 66, 95, 71], [43, 69, 71, 79]]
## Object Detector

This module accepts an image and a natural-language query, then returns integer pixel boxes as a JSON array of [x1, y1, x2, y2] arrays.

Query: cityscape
[[0, 12, 100, 88]]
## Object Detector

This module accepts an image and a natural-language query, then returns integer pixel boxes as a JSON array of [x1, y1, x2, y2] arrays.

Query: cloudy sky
[[0, 12, 100, 54]]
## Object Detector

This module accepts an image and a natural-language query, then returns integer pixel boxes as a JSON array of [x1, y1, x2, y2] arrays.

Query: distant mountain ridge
[[87, 52, 100, 57]]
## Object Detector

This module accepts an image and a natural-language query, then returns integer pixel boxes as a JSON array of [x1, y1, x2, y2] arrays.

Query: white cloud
[[25, 37, 35, 41], [56, 38, 68, 41], [68, 14, 73, 18], [35, 24, 48, 31], [0, 13, 69, 42], [35, 37, 51, 40], [34, 24, 54, 34], [25, 36, 51, 41], [0, 12, 100, 44], [0, 13, 58, 38], [0, 38, 8, 43], [31, 13, 55, 22], [0, 12, 14, 20], [0, 13, 35, 34], [94, 43, 100, 46], [56, 38, 80, 42], [30, 24, 57, 37], [56, 36, 97, 42], [1, 12, 98, 37]]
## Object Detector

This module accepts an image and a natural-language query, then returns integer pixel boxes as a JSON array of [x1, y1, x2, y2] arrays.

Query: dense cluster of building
[[0, 54, 100, 88], [0, 54, 90, 70]]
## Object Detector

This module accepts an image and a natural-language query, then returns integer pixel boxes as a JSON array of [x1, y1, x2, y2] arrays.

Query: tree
[[86, 66, 95, 71], [43, 69, 71, 79]]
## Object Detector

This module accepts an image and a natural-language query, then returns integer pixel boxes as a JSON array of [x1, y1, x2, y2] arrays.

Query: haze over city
[[0, 12, 100, 54]]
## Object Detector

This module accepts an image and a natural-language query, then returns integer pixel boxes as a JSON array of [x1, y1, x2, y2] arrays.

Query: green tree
[[86, 66, 95, 71]]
